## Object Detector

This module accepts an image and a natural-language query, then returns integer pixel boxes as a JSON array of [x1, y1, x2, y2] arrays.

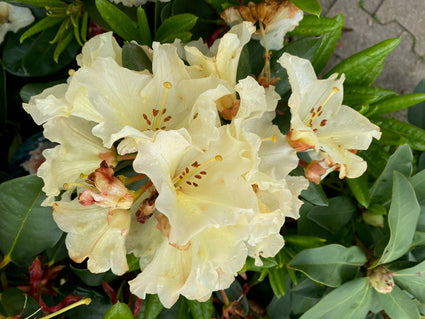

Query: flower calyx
[[368, 265, 394, 294]]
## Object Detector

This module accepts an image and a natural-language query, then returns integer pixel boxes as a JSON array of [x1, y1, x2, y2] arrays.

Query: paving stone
[[323, 0, 424, 95], [376, 0, 425, 56], [320, 0, 337, 15], [360, 0, 384, 14]]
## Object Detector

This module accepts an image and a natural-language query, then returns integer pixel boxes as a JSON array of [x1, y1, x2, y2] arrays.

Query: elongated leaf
[[268, 266, 288, 297], [20, 16, 63, 43], [103, 302, 133, 319], [346, 173, 371, 208], [95, 0, 142, 43], [367, 93, 425, 117], [71, 265, 117, 287], [300, 181, 328, 206], [376, 172, 420, 265], [53, 28, 74, 62], [375, 285, 420, 319], [155, 13, 198, 43], [290, 0, 321, 16], [186, 298, 213, 319], [410, 168, 425, 201], [394, 258, 425, 303], [137, 7, 152, 46], [0, 175, 62, 267], [300, 278, 372, 319], [408, 79, 425, 129], [373, 116, 425, 151], [412, 231, 425, 247], [202, 0, 239, 12], [14, 0, 65, 7], [369, 144, 413, 205], [289, 244, 366, 287], [0, 288, 40, 318], [325, 38, 400, 86], [343, 86, 397, 110]]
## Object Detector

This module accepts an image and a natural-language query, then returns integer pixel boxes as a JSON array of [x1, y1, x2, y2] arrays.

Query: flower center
[[173, 155, 223, 188], [304, 86, 339, 129], [142, 82, 173, 131]]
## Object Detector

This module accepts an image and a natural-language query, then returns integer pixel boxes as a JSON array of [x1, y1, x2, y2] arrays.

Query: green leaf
[[346, 173, 371, 208], [358, 141, 389, 180], [271, 36, 322, 96], [20, 16, 63, 43], [289, 14, 342, 35], [300, 278, 372, 319], [143, 294, 164, 319], [0, 288, 40, 318], [122, 43, 152, 73], [71, 265, 117, 287], [376, 172, 420, 265], [369, 144, 413, 205], [20, 79, 66, 103], [95, 0, 142, 43], [186, 298, 213, 319], [325, 38, 401, 86], [13, 0, 65, 7], [306, 196, 356, 233], [2, 25, 80, 77], [137, 7, 152, 46], [373, 117, 425, 151], [367, 93, 425, 117], [300, 181, 328, 206], [284, 235, 326, 250], [268, 266, 287, 297], [0, 59, 6, 124], [155, 13, 198, 43], [0, 175, 63, 267], [53, 28, 74, 63], [289, 244, 366, 287], [202, 0, 239, 12], [394, 258, 425, 303], [375, 285, 420, 319], [412, 231, 425, 247], [410, 169, 425, 201], [408, 79, 425, 129], [103, 302, 133, 319], [290, 0, 321, 16], [343, 86, 397, 110]]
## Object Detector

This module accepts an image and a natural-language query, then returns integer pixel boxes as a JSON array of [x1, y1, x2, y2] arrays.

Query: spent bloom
[[278, 53, 381, 181], [221, 0, 303, 50]]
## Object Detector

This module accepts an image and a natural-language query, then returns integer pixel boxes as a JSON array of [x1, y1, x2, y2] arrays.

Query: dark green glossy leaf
[[306, 196, 356, 233], [376, 172, 420, 265], [343, 86, 397, 110], [0, 59, 6, 124], [2, 25, 79, 77], [203, 0, 239, 12], [300, 182, 328, 206], [284, 235, 326, 250], [408, 79, 425, 129], [411, 231, 425, 248], [367, 93, 425, 117], [271, 36, 322, 96], [137, 7, 152, 46], [375, 285, 420, 319], [373, 117, 425, 151], [53, 28, 74, 62], [300, 278, 372, 319], [13, 0, 65, 7], [0, 288, 40, 318], [358, 141, 389, 180], [325, 38, 401, 86], [122, 42, 152, 72], [289, 244, 366, 287], [347, 173, 371, 208], [155, 13, 198, 43], [103, 302, 133, 319], [290, 0, 321, 16], [186, 298, 213, 319], [66, 287, 112, 319], [369, 144, 413, 205], [143, 294, 164, 319], [0, 175, 62, 267], [20, 79, 66, 103], [394, 258, 425, 303], [95, 0, 142, 43]]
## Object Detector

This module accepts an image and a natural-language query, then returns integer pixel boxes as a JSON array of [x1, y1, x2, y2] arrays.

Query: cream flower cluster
[[24, 20, 379, 308]]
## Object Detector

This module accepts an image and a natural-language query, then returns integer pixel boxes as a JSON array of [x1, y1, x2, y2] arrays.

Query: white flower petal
[[76, 31, 122, 67]]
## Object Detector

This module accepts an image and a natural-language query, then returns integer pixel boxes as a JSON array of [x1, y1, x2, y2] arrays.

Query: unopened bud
[[368, 265, 394, 293]]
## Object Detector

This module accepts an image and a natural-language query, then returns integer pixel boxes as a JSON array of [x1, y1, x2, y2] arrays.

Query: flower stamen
[[174, 155, 223, 187], [153, 82, 172, 131], [305, 86, 339, 127], [261, 134, 277, 143]]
